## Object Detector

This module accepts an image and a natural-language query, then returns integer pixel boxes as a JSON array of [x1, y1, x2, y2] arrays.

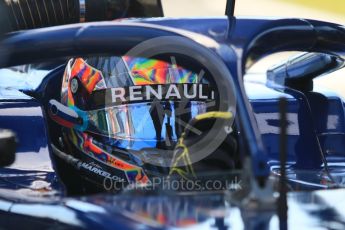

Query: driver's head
[[50, 56, 239, 191]]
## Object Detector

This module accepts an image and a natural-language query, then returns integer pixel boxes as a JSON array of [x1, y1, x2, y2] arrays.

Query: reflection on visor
[[87, 101, 208, 142]]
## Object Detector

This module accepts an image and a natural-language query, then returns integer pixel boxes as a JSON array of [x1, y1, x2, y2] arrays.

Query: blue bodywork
[[0, 16, 345, 229]]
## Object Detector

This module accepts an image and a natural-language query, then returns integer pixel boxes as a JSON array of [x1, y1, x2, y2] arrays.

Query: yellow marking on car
[[195, 111, 232, 121]]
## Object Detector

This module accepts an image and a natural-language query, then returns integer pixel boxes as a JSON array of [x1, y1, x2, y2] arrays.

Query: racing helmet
[[49, 55, 239, 191]]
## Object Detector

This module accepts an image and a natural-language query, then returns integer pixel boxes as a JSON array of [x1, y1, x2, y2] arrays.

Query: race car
[[0, 0, 344, 229]]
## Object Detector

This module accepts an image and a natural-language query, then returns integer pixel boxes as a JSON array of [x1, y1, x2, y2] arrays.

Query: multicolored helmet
[[49, 55, 237, 190]]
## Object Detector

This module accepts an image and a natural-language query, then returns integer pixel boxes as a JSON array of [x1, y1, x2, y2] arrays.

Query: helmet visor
[[68, 56, 217, 149], [87, 101, 210, 143]]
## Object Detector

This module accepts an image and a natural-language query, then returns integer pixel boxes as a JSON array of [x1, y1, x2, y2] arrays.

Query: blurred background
[[163, 0, 345, 24], [162, 0, 345, 98]]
